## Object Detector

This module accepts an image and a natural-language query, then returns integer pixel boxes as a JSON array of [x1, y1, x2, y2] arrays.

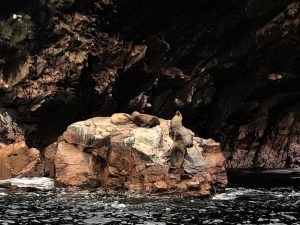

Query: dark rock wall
[[0, 0, 299, 168]]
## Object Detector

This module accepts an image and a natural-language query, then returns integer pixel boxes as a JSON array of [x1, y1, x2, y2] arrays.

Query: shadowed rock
[[1, 0, 298, 170]]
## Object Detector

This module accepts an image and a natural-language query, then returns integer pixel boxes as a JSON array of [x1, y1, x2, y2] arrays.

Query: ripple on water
[[84, 215, 117, 224], [212, 187, 263, 200], [0, 185, 299, 224]]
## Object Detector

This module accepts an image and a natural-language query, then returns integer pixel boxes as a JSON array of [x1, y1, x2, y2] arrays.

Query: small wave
[[0, 192, 8, 196], [0, 177, 54, 190], [212, 188, 263, 200], [213, 187, 300, 201], [288, 190, 300, 197], [105, 201, 127, 209], [212, 192, 237, 200]]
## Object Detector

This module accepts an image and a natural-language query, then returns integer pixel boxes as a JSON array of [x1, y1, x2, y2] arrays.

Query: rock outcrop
[[0, 1, 299, 169], [0, 141, 44, 179], [0, 111, 44, 179], [44, 117, 227, 197]]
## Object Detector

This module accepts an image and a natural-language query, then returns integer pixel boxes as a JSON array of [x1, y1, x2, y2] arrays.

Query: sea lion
[[172, 126, 194, 147], [110, 113, 132, 125], [170, 111, 194, 147], [171, 110, 182, 128], [169, 133, 187, 168], [131, 111, 160, 128]]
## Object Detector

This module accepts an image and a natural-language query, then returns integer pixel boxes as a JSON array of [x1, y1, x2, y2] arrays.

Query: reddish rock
[[54, 141, 99, 187], [226, 111, 300, 168], [47, 116, 227, 197], [0, 141, 44, 179], [186, 180, 200, 189], [44, 142, 58, 178], [154, 181, 168, 191], [0, 1, 299, 172], [175, 182, 188, 191]]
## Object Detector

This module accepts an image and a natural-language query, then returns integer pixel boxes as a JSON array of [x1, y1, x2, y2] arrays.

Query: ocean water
[[0, 177, 299, 225]]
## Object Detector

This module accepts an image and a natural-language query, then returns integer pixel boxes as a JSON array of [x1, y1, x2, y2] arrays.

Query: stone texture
[[54, 141, 99, 187], [0, 112, 24, 144], [47, 116, 227, 197], [0, 1, 299, 170], [225, 111, 300, 168], [0, 141, 44, 179]]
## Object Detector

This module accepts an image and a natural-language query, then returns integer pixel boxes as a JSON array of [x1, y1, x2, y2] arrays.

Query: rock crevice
[[41, 117, 227, 197], [0, 0, 299, 169]]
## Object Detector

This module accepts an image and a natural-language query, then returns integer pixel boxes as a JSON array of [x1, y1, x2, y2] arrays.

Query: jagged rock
[[44, 142, 58, 178], [0, 141, 44, 179], [0, 1, 299, 170], [54, 141, 100, 187], [0, 112, 24, 144], [48, 116, 227, 197], [225, 111, 300, 168]]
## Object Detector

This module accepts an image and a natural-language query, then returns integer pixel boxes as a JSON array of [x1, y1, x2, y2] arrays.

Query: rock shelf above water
[[0, 116, 227, 197]]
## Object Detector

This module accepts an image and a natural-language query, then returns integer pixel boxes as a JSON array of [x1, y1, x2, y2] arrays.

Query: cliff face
[[0, 0, 299, 169], [0, 116, 227, 197]]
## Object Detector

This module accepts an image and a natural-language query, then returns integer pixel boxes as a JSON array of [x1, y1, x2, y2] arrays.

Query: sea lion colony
[[111, 111, 160, 127], [110, 111, 194, 168]]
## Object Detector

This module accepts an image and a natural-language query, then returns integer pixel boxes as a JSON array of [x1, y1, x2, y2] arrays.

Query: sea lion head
[[171, 110, 182, 127], [132, 111, 140, 117], [174, 132, 184, 141]]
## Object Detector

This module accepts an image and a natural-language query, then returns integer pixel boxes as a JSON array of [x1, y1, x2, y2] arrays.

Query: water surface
[[0, 178, 299, 225]]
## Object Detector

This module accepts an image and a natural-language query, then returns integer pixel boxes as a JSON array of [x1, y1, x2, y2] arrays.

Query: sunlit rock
[[48, 116, 227, 197], [0, 141, 44, 179]]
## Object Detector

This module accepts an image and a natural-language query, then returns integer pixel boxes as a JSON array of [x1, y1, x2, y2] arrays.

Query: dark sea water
[[0, 175, 299, 225]]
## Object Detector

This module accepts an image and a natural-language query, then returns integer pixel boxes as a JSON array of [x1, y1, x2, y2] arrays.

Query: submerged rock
[[44, 116, 227, 197]]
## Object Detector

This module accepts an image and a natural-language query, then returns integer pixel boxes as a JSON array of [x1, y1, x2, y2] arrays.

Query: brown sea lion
[[172, 126, 194, 147], [131, 111, 160, 128], [169, 133, 187, 168], [170, 111, 194, 147], [171, 110, 182, 128], [110, 113, 132, 125]]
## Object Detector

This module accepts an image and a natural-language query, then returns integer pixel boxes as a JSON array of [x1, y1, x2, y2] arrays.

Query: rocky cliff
[[0, 0, 299, 169]]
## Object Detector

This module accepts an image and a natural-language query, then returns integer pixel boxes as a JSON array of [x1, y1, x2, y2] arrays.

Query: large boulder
[[46, 116, 227, 197], [0, 141, 44, 179]]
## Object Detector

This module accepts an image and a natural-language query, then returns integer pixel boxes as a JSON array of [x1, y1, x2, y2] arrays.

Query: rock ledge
[[44, 117, 227, 197]]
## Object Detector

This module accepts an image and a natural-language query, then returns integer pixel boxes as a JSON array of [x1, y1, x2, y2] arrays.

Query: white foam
[[288, 190, 300, 197], [0, 177, 54, 190], [0, 192, 8, 196], [212, 188, 263, 200], [212, 192, 237, 200], [106, 201, 127, 209]]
